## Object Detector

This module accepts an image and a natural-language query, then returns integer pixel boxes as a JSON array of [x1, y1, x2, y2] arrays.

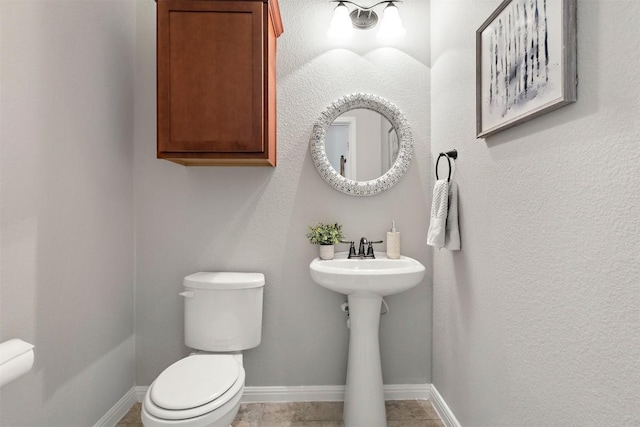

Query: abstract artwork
[[476, 0, 576, 138]]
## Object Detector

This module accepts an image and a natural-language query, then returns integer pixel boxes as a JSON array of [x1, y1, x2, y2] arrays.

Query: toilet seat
[[144, 354, 245, 421], [152, 354, 239, 410]]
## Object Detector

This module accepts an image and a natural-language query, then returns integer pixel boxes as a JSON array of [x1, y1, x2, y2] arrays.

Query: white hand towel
[[427, 179, 449, 248], [445, 181, 460, 250]]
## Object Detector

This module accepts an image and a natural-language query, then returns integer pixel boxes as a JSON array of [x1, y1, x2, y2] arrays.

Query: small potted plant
[[306, 222, 345, 260]]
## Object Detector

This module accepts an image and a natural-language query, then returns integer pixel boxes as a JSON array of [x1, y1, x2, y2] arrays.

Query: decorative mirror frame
[[310, 93, 414, 196]]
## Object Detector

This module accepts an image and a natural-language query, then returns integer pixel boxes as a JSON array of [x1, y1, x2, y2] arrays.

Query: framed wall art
[[476, 0, 577, 138]]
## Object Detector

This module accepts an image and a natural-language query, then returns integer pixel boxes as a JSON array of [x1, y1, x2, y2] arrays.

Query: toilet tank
[[182, 272, 264, 352]]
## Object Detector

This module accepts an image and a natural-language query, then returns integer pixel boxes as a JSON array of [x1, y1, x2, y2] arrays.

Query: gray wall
[[0, 1, 136, 425], [134, 0, 433, 387], [431, 1, 640, 425]]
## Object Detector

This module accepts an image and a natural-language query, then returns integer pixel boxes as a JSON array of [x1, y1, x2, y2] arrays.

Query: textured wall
[[431, 0, 640, 425], [134, 0, 432, 387], [0, 1, 136, 425]]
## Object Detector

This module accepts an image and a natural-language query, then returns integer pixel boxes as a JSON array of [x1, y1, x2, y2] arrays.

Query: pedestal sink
[[309, 251, 425, 427]]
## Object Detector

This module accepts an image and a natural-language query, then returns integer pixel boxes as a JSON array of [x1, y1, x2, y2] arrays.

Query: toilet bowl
[[142, 354, 246, 427], [141, 272, 265, 427]]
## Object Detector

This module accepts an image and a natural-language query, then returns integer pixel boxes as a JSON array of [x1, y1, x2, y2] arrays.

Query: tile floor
[[117, 400, 444, 427]]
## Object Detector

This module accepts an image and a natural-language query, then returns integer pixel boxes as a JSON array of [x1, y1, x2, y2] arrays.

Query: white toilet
[[142, 272, 265, 427]]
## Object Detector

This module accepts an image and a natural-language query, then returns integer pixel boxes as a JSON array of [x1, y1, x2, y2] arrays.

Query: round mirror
[[310, 93, 413, 196]]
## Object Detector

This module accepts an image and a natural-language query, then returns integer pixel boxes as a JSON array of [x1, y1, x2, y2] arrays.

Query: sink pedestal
[[344, 293, 386, 427], [309, 252, 426, 427]]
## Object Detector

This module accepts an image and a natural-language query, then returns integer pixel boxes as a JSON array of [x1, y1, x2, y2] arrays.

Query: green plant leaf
[[306, 222, 345, 245]]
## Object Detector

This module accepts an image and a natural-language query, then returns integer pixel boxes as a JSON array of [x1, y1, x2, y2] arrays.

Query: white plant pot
[[319, 244, 335, 260]]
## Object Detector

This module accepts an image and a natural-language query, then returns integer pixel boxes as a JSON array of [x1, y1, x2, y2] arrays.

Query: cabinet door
[[157, 0, 264, 155]]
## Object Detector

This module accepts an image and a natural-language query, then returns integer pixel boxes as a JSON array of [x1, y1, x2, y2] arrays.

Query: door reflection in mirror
[[326, 109, 397, 181], [326, 117, 356, 179]]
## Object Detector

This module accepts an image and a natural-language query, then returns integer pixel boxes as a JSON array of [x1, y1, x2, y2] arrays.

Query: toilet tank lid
[[184, 272, 265, 290]]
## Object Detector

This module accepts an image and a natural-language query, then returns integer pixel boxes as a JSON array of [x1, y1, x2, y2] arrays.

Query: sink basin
[[309, 251, 425, 296]]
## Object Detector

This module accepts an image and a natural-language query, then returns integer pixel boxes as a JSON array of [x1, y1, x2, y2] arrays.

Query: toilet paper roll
[[0, 339, 35, 388]]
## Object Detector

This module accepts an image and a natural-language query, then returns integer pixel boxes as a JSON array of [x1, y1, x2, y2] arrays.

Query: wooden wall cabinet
[[156, 0, 283, 166]]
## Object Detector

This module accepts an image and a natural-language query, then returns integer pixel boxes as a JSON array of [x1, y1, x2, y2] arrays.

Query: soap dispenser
[[386, 221, 401, 259]]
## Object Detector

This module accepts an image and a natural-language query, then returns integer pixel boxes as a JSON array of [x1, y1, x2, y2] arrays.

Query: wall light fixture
[[328, 0, 406, 41]]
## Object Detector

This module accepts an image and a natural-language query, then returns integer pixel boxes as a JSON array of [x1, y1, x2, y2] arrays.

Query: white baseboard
[[383, 383, 433, 401], [135, 385, 147, 402], [236, 383, 432, 403], [429, 384, 461, 427], [242, 385, 345, 402], [93, 387, 137, 427], [134, 384, 431, 403]]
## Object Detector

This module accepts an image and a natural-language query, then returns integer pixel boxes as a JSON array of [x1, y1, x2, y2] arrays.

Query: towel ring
[[435, 149, 457, 182]]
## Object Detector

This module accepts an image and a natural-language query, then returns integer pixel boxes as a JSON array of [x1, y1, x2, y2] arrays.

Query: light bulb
[[376, 3, 406, 42], [328, 2, 353, 39]]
